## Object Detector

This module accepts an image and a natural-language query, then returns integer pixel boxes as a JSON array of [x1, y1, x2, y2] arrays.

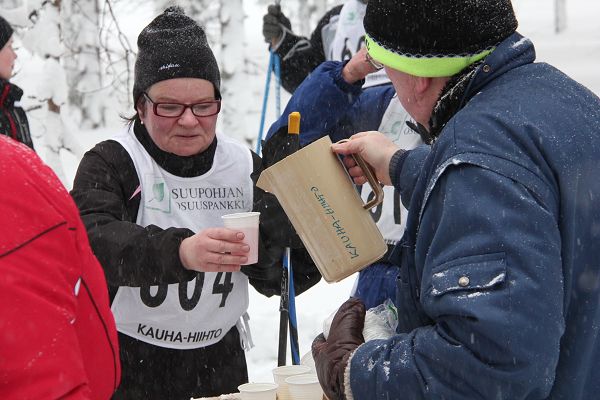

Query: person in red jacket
[[0, 135, 120, 399]]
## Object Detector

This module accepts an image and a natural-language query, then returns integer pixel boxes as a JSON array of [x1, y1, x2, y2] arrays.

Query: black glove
[[312, 298, 366, 400], [262, 4, 292, 44]]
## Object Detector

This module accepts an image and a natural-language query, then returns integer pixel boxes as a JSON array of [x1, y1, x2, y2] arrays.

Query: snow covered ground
[[26, 0, 600, 386]]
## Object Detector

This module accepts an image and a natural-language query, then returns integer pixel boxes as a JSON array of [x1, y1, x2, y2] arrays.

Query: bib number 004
[[139, 272, 234, 310]]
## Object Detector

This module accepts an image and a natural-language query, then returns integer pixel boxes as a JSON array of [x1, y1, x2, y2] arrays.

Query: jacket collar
[[0, 79, 24, 109], [429, 61, 483, 140], [133, 119, 217, 178], [465, 32, 536, 99], [423, 32, 536, 142]]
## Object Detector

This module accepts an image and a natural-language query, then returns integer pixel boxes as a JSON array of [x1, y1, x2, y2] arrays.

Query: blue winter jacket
[[265, 62, 400, 308], [266, 61, 395, 147], [349, 33, 600, 399]]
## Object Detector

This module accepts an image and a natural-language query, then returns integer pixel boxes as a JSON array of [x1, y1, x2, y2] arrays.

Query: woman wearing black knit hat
[[0, 15, 34, 150], [311, 0, 600, 399], [71, 7, 319, 399]]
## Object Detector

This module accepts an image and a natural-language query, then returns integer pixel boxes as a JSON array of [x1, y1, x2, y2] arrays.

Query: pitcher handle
[[336, 139, 384, 210]]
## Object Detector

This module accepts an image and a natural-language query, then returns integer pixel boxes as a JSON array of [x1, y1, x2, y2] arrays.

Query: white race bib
[[111, 128, 253, 349], [327, 0, 390, 88], [360, 97, 422, 244]]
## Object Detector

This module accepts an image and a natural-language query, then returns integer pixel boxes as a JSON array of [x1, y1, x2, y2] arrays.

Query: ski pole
[[277, 254, 289, 366], [285, 112, 301, 365], [256, 50, 275, 155], [287, 247, 300, 364]]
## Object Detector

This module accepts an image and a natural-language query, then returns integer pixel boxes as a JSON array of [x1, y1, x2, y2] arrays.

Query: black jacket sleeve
[[70, 140, 197, 289], [0, 82, 34, 150], [273, 5, 343, 93], [71, 140, 320, 298], [243, 152, 321, 297]]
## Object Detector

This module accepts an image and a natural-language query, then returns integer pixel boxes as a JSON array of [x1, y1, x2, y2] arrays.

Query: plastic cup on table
[[237, 382, 278, 400], [300, 350, 316, 373], [285, 373, 324, 400], [272, 365, 312, 400], [221, 211, 260, 265]]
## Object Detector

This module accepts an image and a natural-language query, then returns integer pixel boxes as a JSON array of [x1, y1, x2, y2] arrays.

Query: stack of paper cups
[[285, 374, 323, 400], [237, 382, 278, 400], [272, 365, 311, 400], [300, 350, 316, 373]]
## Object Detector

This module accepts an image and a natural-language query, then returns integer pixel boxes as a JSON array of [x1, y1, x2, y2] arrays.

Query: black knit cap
[[133, 6, 221, 106], [0, 16, 14, 50], [364, 0, 518, 57]]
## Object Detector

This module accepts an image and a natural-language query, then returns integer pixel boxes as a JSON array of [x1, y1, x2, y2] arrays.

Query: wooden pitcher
[[257, 136, 387, 282]]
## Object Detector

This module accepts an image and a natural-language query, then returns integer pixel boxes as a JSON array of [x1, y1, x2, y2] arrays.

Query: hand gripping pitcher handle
[[336, 139, 384, 210]]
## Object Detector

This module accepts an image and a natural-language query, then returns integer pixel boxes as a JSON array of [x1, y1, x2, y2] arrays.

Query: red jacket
[[0, 137, 120, 399]]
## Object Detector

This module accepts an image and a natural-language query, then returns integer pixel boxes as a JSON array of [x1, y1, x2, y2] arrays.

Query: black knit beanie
[[0, 16, 13, 50], [364, 0, 518, 77], [133, 6, 221, 106]]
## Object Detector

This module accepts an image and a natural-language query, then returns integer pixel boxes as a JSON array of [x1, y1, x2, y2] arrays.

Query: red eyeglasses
[[143, 93, 221, 117]]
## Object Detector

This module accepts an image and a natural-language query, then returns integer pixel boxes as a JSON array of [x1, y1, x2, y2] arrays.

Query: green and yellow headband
[[365, 34, 492, 78]]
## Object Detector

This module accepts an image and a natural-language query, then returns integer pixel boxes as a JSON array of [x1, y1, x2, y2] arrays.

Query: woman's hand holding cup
[[179, 227, 249, 272]]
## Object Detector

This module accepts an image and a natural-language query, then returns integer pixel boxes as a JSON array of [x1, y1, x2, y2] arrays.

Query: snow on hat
[[0, 16, 14, 50], [133, 6, 221, 106], [364, 0, 518, 77]]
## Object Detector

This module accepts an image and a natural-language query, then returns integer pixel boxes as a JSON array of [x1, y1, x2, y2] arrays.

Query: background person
[[312, 0, 600, 399], [264, 47, 424, 309], [0, 136, 120, 399], [0, 15, 33, 150], [262, 0, 388, 93], [264, 0, 423, 310], [71, 7, 319, 399]]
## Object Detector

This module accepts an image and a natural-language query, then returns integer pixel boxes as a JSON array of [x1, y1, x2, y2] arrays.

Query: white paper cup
[[272, 365, 312, 400], [221, 212, 260, 265], [285, 374, 323, 400], [300, 350, 316, 373], [237, 382, 278, 400]]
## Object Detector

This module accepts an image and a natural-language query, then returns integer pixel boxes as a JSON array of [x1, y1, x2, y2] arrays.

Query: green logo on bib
[[146, 177, 171, 213], [153, 183, 165, 202]]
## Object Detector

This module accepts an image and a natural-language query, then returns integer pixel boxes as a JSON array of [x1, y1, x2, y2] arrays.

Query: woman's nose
[[178, 107, 198, 125]]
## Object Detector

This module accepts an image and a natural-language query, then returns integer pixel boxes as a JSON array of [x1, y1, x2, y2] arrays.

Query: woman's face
[[0, 37, 17, 80], [137, 78, 219, 157]]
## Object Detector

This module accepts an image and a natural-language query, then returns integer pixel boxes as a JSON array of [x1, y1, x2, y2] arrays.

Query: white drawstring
[[236, 312, 254, 351]]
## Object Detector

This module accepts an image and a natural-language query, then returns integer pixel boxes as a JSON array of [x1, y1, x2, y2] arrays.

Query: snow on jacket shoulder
[[0, 137, 120, 399], [349, 33, 600, 399]]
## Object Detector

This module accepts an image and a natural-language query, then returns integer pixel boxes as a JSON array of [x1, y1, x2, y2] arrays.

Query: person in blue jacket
[[311, 0, 600, 399], [264, 48, 424, 309], [263, 0, 433, 310], [262, 0, 418, 310]]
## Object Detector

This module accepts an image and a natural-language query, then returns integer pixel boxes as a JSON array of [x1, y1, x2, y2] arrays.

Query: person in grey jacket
[[312, 0, 600, 399]]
